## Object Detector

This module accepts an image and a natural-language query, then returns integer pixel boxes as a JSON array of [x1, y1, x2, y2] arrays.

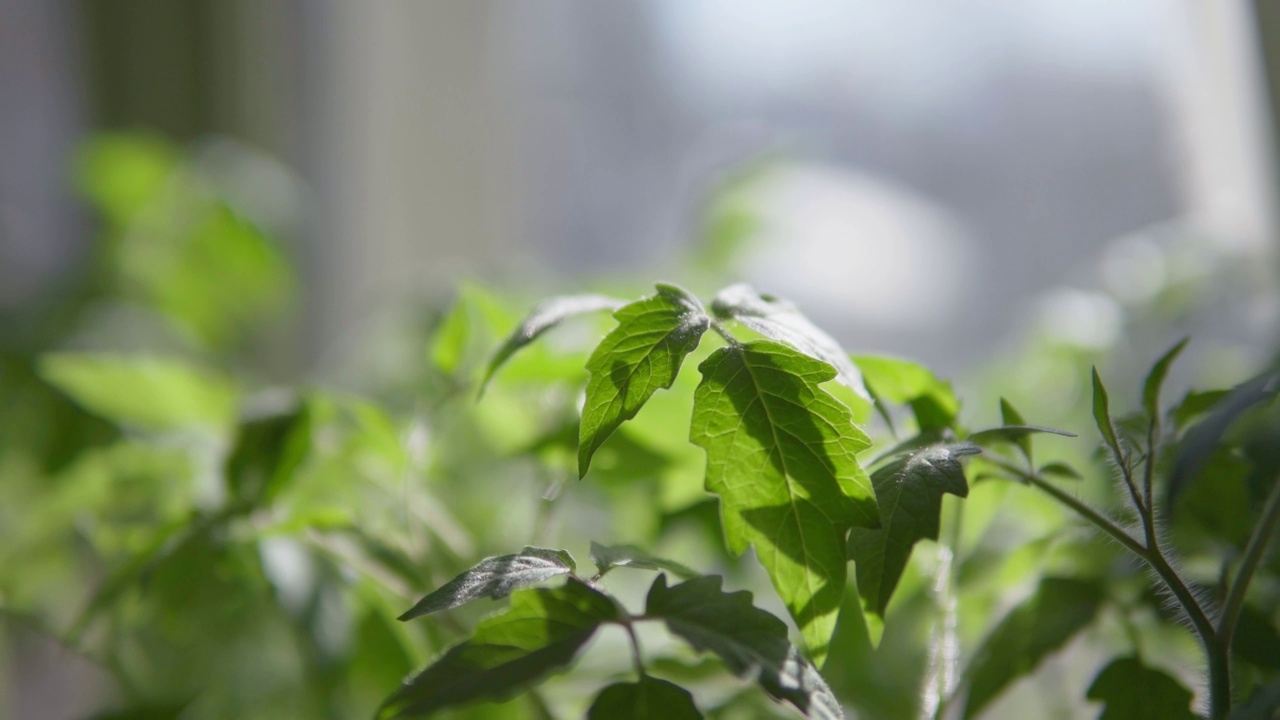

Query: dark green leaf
[[1086, 656, 1196, 720], [962, 577, 1104, 718], [1091, 367, 1123, 459], [1170, 369, 1280, 509], [1234, 605, 1280, 669], [85, 703, 192, 720], [1172, 389, 1230, 430], [852, 355, 959, 431], [397, 547, 577, 621], [480, 294, 626, 395], [1143, 338, 1190, 418], [38, 353, 239, 430], [645, 575, 844, 719], [589, 542, 698, 579], [690, 341, 877, 664], [579, 284, 710, 477], [380, 579, 619, 719], [1038, 461, 1082, 480], [587, 677, 703, 719], [1231, 679, 1280, 720], [713, 283, 867, 399], [224, 400, 312, 504], [848, 443, 979, 635], [967, 424, 1075, 451]]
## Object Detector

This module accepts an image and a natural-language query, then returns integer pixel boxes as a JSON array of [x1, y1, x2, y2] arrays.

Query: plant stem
[[621, 618, 647, 679], [1219, 474, 1280, 647]]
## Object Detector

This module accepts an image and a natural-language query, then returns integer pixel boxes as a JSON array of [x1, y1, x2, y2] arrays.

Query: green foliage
[[691, 340, 876, 664], [397, 547, 577, 621], [588, 542, 698, 580], [579, 285, 710, 476], [480, 293, 625, 394], [1086, 657, 1197, 720]]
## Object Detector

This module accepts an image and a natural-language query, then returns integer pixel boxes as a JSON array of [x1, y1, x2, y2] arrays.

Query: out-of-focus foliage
[[2, 134, 1279, 720]]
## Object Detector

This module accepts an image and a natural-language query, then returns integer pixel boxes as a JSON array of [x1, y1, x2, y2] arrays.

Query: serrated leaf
[[380, 579, 618, 719], [480, 294, 626, 395], [961, 577, 1104, 718], [38, 353, 239, 430], [847, 443, 979, 633], [587, 677, 703, 720], [713, 283, 868, 399], [1143, 338, 1190, 418], [579, 284, 710, 477], [589, 542, 698, 579], [645, 575, 844, 719], [1091, 367, 1123, 459], [397, 547, 577, 621], [1086, 656, 1197, 720], [690, 341, 877, 665], [852, 355, 959, 431]]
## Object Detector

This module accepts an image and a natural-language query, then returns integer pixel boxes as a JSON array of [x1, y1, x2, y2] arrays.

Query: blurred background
[[3, 1, 1280, 719]]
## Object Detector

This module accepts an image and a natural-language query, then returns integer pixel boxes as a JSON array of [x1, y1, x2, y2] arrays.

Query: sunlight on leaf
[[589, 541, 698, 580], [397, 547, 576, 621], [691, 340, 876, 665], [480, 293, 626, 395]]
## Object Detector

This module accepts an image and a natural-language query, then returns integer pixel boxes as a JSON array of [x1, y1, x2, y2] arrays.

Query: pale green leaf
[[848, 443, 978, 634], [39, 353, 239, 430], [713, 283, 868, 399], [852, 355, 958, 431], [587, 678, 703, 720], [480, 294, 626, 395], [397, 547, 576, 621], [379, 579, 618, 718], [690, 341, 876, 665], [646, 575, 844, 719], [1086, 656, 1196, 720], [430, 297, 471, 376], [579, 284, 710, 477], [1143, 337, 1190, 418]]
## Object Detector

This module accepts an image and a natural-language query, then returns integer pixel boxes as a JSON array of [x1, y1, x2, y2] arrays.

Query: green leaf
[[38, 353, 239, 430], [579, 284, 710, 477], [961, 577, 1104, 718], [589, 542, 698, 579], [1231, 679, 1280, 720], [397, 547, 577, 621], [1000, 398, 1031, 462], [967, 424, 1075, 460], [645, 575, 844, 719], [1091, 367, 1123, 459], [1172, 389, 1229, 430], [380, 579, 619, 719], [1143, 338, 1190, 418], [690, 341, 877, 665], [224, 400, 312, 504], [1234, 605, 1280, 669], [480, 293, 626, 395], [852, 355, 959, 431], [847, 443, 979, 634], [713, 283, 868, 399], [1086, 656, 1197, 720], [587, 677, 703, 720], [430, 297, 471, 376], [1037, 461, 1082, 480]]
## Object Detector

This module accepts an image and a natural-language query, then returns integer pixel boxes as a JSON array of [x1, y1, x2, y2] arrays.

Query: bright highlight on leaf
[[1086, 656, 1197, 720], [380, 579, 619, 719], [397, 547, 576, 621], [579, 284, 710, 477], [713, 283, 869, 400], [848, 443, 979, 640], [645, 575, 844, 720], [690, 340, 876, 665], [587, 677, 704, 720], [480, 293, 626, 395]]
